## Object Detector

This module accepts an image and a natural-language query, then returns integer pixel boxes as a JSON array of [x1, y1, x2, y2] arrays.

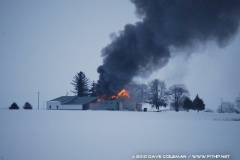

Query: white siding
[[47, 101, 61, 110], [89, 103, 98, 110], [47, 101, 82, 110], [60, 105, 82, 110]]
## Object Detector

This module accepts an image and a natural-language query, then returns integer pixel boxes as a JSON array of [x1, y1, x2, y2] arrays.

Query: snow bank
[[0, 110, 240, 160]]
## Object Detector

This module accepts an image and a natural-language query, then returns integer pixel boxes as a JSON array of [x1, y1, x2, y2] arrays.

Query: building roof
[[48, 96, 76, 102], [48, 96, 97, 105], [63, 97, 97, 105]]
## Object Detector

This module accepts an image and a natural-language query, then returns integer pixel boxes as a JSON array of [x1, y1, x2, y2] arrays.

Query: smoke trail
[[96, 0, 240, 96]]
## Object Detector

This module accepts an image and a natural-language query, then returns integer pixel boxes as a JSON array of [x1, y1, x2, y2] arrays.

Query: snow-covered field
[[0, 110, 240, 160]]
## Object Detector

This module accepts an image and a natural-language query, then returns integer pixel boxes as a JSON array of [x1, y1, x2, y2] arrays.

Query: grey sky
[[1, 0, 239, 110]]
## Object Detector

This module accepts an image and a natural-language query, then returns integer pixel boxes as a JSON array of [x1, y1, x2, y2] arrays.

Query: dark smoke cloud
[[96, 0, 240, 96]]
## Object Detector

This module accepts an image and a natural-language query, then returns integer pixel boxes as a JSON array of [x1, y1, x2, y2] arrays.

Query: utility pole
[[221, 98, 223, 113], [38, 92, 40, 110]]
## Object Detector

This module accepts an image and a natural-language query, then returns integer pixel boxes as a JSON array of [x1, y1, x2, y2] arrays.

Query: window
[[57, 105, 58, 109], [49, 105, 51, 109]]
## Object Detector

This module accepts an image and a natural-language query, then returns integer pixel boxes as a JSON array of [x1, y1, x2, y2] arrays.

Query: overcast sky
[[1, 0, 240, 110]]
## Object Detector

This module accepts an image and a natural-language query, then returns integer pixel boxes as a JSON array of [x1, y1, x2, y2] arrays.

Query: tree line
[[72, 71, 205, 112], [8, 70, 238, 113], [10, 71, 96, 110], [126, 79, 205, 112], [216, 95, 240, 114]]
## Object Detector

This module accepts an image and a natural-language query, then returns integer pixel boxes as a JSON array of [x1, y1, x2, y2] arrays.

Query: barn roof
[[48, 96, 76, 102], [48, 96, 97, 105], [63, 97, 97, 105]]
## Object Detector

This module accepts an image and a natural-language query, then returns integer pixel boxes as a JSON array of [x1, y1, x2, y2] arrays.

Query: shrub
[[213, 118, 240, 121], [204, 108, 214, 113], [23, 102, 33, 109], [9, 102, 19, 110]]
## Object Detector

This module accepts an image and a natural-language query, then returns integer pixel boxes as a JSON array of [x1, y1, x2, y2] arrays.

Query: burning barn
[[96, 89, 142, 111], [47, 89, 142, 111], [97, 100, 139, 111]]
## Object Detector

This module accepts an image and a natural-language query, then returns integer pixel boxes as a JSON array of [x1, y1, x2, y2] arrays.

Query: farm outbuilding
[[47, 96, 142, 111], [47, 96, 97, 110]]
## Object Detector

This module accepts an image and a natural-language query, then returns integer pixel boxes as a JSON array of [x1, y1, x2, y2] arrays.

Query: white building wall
[[47, 101, 61, 110], [60, 105, 82, 110], [47, 101, 82, 110], [89, 103, 98, 110]]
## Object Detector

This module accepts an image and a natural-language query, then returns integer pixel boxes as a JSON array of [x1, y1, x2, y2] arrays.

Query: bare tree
[[137, 84, 149, 104], [217, 102, 237, 113], [235, 94, 240, 113], [126, 82, 148, 103], [126, 82, 139, 102], [168, 84, 189, 112], [147, 79, 168, 110]]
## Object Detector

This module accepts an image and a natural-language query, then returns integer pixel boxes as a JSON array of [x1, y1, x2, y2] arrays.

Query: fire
[[110, 95, 117, 99], [116, 89, 130, 98], [97, 94, 106, 102], [97, 89, 130, 102]]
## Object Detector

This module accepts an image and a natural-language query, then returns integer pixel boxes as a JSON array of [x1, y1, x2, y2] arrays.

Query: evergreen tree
[[193, 94, 205, 112], [88, 81, 97, 97], [9, 102, 19, 110], [23, 102, 33, 109], [183, 97, 193, 112], [71, 71, 90, 97]]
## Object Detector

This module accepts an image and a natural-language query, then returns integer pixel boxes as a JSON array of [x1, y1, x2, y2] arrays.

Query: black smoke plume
[[96, 0, 240, 96]]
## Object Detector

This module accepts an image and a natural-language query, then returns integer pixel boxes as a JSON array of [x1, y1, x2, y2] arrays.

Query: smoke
[[96, 0, 240, 96]]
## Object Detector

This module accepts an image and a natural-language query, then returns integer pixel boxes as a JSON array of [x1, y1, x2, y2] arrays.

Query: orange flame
[[97, 89, 130, 102], [116, 89, 130, 98], [110, 95, 117, 99], [97, 94, 106, 102]]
